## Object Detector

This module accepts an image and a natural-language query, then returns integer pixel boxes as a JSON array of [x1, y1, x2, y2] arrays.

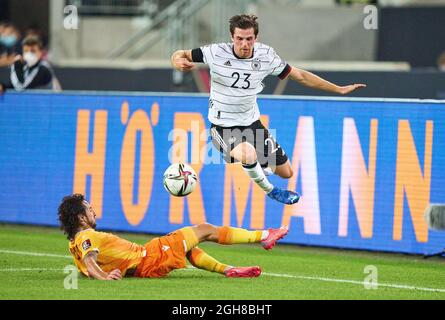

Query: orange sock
[[187, 247, 228, 274], [217, 226, 263, 245]]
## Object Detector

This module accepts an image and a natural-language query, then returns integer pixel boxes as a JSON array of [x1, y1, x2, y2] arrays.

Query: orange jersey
[[134, 227, 199, 278], [134, 231, 187, 278], [69, 229, 146, 277]]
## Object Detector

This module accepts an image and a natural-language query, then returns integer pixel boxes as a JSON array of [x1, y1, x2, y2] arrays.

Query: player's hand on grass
[[175, 58, 196, 72], [106, 269, 122, 281], [338, 84, 367, 95]]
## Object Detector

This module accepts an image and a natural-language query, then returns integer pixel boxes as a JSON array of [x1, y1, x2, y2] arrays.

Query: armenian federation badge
[[252, 59, 261, 71]]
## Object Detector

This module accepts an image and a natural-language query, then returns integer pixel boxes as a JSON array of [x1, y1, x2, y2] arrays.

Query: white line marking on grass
[[0, 249, 72, 259], [2, 249, 445, 293], [183, 267, 445, 294], [261, 272, 445, 294]]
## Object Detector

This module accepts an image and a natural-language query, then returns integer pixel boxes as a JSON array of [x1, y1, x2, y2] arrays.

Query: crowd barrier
[[1, 91, 444, 254]]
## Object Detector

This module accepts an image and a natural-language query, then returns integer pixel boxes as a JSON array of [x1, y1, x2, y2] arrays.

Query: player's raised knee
[[231, 142, 257, 165], [240, 145, 257, 165], [194, 223, 218, 239], [191, 223, 215, 242], [196, 222, 214, 231]]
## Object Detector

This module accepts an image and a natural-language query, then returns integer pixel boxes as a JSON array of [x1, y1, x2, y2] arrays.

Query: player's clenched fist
[[106, 269, 122, 281], [174, 57, 195, 71], [171, 50, 196, 72]]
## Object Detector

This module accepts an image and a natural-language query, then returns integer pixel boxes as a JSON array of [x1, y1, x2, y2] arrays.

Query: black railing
[[64, 0, 173, 16]]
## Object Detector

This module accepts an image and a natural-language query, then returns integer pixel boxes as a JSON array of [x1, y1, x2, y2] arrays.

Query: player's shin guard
[[217, 226, 263, 245], [242, 162, 274, 193], [187, 247, 228, 274]]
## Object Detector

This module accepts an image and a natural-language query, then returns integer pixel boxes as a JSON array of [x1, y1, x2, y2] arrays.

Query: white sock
[[224, 266, 234, 273], [262, 167, 274, 176], [242, 162, 274, 193]]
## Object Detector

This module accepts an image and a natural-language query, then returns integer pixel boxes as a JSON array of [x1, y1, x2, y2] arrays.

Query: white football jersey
[[199, 42, 290, 127]]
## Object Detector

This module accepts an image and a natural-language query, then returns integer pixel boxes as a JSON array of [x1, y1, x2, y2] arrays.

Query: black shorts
[[210, 120, 288, 168]]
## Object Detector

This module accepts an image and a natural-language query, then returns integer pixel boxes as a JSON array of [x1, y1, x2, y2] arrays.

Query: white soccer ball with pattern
[[163, 163, 198, 197]]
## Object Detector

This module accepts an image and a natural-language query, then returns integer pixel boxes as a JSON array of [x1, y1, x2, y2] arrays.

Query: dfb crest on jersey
[[251, 59, 261, 71]]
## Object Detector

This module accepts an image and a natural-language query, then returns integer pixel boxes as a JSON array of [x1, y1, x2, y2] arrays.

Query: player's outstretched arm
[[288, 66, 366, 95], [83, 252, 122, 281], [171, 50, 196, 72]]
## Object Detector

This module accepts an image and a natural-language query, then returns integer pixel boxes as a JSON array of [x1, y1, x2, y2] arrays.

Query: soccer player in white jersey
[[171, 14, 366, 205]]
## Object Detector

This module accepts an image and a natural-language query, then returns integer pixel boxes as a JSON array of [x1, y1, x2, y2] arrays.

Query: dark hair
[[229, 14, 259, 37], [22, 35, 43, 49], [58, 194, 86, 240]]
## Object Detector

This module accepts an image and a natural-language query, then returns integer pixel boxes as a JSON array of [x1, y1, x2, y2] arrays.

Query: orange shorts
[[134, 228, 198, 278]]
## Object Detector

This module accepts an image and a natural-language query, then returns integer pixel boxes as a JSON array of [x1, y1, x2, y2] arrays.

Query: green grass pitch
[[1, 224, 445, 300]]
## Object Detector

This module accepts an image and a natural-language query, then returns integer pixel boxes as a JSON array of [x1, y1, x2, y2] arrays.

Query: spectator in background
[[437, 51, 445, 72], [23, 24, 49, 59], [0, 35, 61, 94], [0, 22, 21, 66]]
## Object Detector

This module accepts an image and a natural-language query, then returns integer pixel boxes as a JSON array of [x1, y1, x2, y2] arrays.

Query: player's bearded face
[[82, 201, 97, 229], [231, 27, 256, 59]]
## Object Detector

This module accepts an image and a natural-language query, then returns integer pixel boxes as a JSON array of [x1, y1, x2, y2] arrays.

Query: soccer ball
[[163, 163, 198, 197]]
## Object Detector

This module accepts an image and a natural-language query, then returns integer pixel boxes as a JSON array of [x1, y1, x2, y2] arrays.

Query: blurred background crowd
[[0, 22, 49, 65]]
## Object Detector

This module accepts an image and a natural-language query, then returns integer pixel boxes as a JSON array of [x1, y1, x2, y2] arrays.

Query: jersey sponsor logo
[[252, 60, 261, 71], [82, 239, 92, 250], [228, 136, 237, 144], [162, 245, 170, 252], [224, 60, 232, 67]]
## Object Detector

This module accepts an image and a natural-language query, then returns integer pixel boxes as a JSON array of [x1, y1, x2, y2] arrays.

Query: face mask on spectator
[[23, 52, 39, 67], [0, 35, 17, 47]]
